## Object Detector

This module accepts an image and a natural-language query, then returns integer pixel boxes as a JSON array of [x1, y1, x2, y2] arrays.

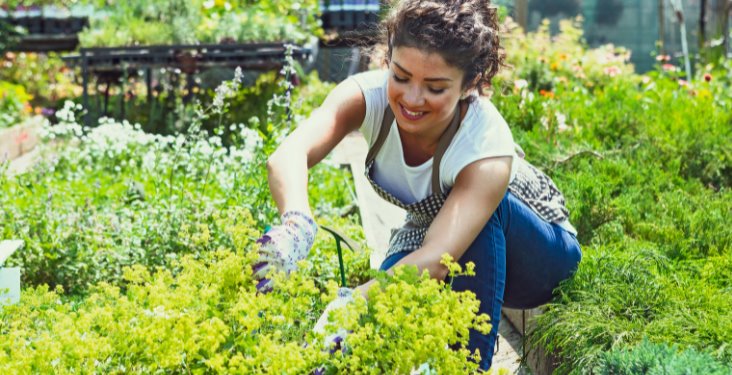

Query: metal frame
[[62, 42, 313, 125]]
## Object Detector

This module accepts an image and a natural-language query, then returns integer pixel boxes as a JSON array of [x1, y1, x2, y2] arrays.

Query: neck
[[398, 102, 465, 165]]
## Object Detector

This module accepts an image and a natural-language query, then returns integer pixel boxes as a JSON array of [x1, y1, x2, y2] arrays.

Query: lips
[[399, 103, 427, 121]]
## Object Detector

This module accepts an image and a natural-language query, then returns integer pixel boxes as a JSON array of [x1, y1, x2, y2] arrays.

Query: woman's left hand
[[313, 287, 355, 353]]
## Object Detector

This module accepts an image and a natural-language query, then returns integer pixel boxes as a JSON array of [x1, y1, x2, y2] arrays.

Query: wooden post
[[670, 0, 692, 78], [700, 0, 707, 51], [725, 0, 732, 57], [659, 0, 665, 54], [515, 0, 529, 30]]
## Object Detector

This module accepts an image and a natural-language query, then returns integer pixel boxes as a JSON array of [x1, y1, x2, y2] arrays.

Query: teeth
[[403, 107, 424, 117]]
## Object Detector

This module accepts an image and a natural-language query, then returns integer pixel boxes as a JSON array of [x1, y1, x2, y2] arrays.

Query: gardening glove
[[313, 287, 354, 354], [252, 210, 318, 293]]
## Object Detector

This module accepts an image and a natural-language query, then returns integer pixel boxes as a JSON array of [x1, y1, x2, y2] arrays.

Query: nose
[[402, 84, 424, 107]]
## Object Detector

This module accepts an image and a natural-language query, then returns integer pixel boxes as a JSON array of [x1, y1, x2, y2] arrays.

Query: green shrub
[[0, 251, 491, 373], [531, 241, 732, 373], [0, 81, 31, 128], [593, 339, 731, 375], [78, 0, 321, 47]]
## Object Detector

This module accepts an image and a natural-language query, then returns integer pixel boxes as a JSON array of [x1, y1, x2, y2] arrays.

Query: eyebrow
[[393, 61, 453, 82]]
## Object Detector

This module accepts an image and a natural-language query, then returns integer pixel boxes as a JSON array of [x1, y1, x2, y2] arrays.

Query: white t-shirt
[[350, 69, 517, 204]]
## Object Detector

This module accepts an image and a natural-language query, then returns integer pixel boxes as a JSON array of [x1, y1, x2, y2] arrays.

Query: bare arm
[[267, 79, 366, 216], [356, 156, 512, 296]]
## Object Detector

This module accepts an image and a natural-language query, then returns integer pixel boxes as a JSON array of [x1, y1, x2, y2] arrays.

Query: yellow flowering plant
[[0, 240, 496, 373]]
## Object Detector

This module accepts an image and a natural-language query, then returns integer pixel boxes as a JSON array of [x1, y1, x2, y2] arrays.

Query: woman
[[252, 0, 582, 369]]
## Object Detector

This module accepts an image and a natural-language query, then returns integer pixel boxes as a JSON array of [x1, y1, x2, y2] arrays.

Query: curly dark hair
[[381, 0, 505, 95]]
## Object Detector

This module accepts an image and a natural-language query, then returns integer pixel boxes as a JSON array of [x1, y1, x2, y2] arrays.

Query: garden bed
[[490, 19, 732, 374], [0, 90, 500, 372], [1, 11, 731, 373]]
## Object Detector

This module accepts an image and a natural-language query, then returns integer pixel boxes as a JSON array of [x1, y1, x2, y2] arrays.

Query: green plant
[[593, 339, 731, 375], [487, 18, 732, 373], [0, 52, 80, 109], [0, 81, 32, 128], [77, 0, 321, 47], [0, 248, 493, 373]]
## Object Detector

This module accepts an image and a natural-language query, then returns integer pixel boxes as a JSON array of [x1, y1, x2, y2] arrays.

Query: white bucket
[[0, 240, 23, 306], [0, 268, 20, 305]]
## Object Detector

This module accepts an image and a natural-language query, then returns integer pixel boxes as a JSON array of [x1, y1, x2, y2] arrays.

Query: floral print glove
[[252, 210, 318, 293], [313, 287, 354, 354]]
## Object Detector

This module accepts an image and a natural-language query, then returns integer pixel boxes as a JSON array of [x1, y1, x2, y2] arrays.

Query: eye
[[392, 73, 408, 83], [428, 87, 446, 94]]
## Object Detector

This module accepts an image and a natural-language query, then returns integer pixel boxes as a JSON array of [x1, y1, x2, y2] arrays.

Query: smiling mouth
[[399, 104, 426, 120]]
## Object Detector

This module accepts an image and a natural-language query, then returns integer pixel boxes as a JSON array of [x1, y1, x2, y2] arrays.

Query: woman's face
[[387, 46, 466, 142]]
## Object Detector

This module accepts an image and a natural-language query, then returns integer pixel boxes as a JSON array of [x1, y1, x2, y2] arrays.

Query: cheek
[[386, 84, 399, 103], [431, 96, 457, 115]]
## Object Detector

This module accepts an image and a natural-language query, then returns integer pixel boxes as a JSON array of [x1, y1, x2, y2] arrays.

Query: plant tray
[[63, 42, 312, 72]]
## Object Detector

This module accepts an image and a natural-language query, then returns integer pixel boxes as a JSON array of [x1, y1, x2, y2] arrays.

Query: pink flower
[[656, 54, 671, 62], [662, 64, 677, 72], [703, 73, 712, 82], [603, 66, 621, 77]]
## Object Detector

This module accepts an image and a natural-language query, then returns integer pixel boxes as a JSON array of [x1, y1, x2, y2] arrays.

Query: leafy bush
[[489, 18, 732, 373], [0, 250, 492, 373], [530, 240, 732, 373], [593, 339, 731, 375], [78, 0, 321, 47], [0, 106, 357, 295], [495, 18, 635, 95], [0, 81, 32, 128]]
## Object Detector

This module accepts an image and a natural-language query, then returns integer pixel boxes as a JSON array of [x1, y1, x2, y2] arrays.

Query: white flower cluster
[[40, 100, 265, 191], [266, 44, 300, 127], [39, 101, 84, 141], [540, 109, 571, 133], [212, 67, 244, 114]]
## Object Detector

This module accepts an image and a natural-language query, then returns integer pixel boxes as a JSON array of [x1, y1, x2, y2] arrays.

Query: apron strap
[[365, 105, 395, 166], [365, 103, 463, 195], [431, 105, 462, 194]]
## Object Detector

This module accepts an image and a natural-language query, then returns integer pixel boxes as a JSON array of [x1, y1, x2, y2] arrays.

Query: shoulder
[[452, 97, 513, 153], [349, 69, 389, 93], [470, 97, 509, 131], [348, 69, 390, 115], [439, 96, 516, 189], [347, 70, 390, 146]]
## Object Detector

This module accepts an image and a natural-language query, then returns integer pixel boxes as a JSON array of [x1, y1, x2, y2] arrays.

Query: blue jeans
[[379, 192, 582, 370]]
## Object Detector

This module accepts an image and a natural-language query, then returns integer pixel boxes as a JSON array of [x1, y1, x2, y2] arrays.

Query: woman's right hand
[[251, 210, 318, 293], [259, 77, 366, 293]]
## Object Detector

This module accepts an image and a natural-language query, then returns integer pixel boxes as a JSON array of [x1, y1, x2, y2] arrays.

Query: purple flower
[[41, 108, 55, 117]]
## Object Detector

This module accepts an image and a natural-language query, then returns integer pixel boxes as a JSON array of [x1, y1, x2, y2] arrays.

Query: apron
[[364, 104, 571, 261]]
